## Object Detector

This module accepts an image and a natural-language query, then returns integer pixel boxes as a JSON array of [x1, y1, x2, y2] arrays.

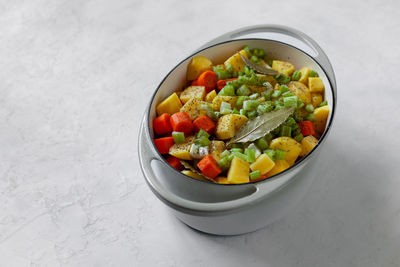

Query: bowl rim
[[145, 38, 336, 186]]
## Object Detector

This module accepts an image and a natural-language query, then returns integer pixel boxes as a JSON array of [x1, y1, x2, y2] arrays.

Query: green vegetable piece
[[220, 149, 231, 158], [255, 137, 269, 151], [247, 110, 257, 119], [218, 156, 231, 171], [264, 149, 276, 160], [309, 70, 319, 77], [231, 151, 249, 162], [249, 93, 259, 100], [243, 100, 259, 111], [305, 104, 315, 113], [279, 85, 289, 93], [230, 148, 243, 154], [305, 113, 316, 122], [319, 100, 328, 107], [280, 125, 292, 137], [294, 133, 304, 142], [275, 74, 290, 84], [243, 45, 251, 57], [291, 70, 301, 81], [230, 143, 243, 149], [237, 84, 251, 96], [232, 108, 240, 115], [172, 131, 185, 144], [236, 96, 249, 108], [264, 133, 273, 143], [283, 96, 298, 108], [285, 117, 297, 126], [271, 90, 281, 98], [282, 91, 294, 97], [250, 170, 261, 180], [250, 55, 258, 63], [245, 148, 256, 163], [219, 85, 236, 96], [195, 136, 210, 147], [239, 108, 247, 117], [275, 149, 286, 160], [197, 129, 210, 138]]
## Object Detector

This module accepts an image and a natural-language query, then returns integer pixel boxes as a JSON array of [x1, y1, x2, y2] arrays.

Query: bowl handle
[[139, 115, 296, 215], [196, 24, 336, 91]]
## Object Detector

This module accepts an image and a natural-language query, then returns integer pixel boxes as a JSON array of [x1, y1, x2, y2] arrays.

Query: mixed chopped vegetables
[[153, 46, 330, 184]]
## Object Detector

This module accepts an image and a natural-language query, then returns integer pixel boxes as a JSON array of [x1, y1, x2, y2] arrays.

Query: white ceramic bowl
[[138, 25, 337, 235]]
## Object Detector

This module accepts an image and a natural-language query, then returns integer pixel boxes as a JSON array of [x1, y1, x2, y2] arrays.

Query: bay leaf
[[228, 107, 295, 144], [180, 161, 215, 183]]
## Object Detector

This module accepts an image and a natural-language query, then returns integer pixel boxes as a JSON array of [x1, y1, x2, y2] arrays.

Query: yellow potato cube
[[156, 93, 182, 115], [212, 96, 238, 111], [227, 156, 250, 184], [209, 140, 226, 161], [169, 136, 194, 160], [179, 86, 206, 104], [313, 105, 330, 134], [224, 50, 248, 72], [180, 98, 207, 120], [215, 176, 229, 184], [308, 77, 325, 93], [271, 60, 295, 76], [298, 67, 311, 85], [311, 93, 323, 108], [264, 160, 290, 178], [250, 154, 275, 175], [269, 137, 302, 165], [186, 56, 212, 81], [181, 170, 208, 181], [205, 90, 217, 102], [215, 114, 248, 140], [288, 81, 311, 105], [300, 135, 319, 157]]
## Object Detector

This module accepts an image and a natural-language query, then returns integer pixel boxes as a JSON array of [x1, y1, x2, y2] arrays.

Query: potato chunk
[[300, 135, 319, 157], [298, 67, 311, 85], [215, 114, 248, 140], [311, 93, 323, 108], [156, 92, 182, 115], [308, 77, 325, 93], [224, 50, 248, 72], [180, 98, 207, 120], [264, 160, 290, 178], [250, 154, 275, 175], [209, 140, 226, 161], [271, 60, 295, 76], [313, 105, 330, 134], [187, 56, 212, 81], [179, 86, 206, 104], [288, 81, 311, 105], [269, 137, 302, 165], [205, 90, 217, 102], [215, 176, 229, 184], [212, 96, 238, 111], [169, 136, 194, 160], [227, 157, 250, 184]]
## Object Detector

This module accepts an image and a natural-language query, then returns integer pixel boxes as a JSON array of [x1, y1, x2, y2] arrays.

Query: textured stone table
[[0, 0, 399, 266]]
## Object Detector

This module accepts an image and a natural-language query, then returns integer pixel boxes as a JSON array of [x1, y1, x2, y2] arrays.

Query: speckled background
[[0, 0, 399, 266]]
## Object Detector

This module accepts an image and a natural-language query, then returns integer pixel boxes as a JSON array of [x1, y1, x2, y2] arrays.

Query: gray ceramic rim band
[[139, 24, 337, 214]]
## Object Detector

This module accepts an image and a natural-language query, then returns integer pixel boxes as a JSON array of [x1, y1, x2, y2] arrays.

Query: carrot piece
[[195, 70, 218, 93], [298, 121, 316, 136], [154, 137, 174, 154], [153, 113, 172, 135], [217, 78, 238, 90], [170, 112, 193, 135], [197, 155, 222, 179], [165, 155, 183, 171], [193, 116, 215, 135]]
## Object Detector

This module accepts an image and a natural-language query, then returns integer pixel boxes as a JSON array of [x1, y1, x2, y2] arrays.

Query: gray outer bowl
[[138, 25, 337, 235]]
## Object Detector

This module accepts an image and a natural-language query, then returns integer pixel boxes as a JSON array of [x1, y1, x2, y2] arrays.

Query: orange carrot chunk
[[170, 112, 193, 135], [195, 70, 218, 93], [197, 155, 222, 179], [165, 155, 183, 171], [299, 121, 316, 136], [154, 136, 174, 154], [153, 113, 172, 135], [193, 116, 215, 135]]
